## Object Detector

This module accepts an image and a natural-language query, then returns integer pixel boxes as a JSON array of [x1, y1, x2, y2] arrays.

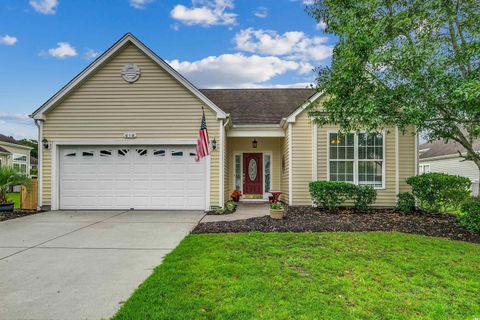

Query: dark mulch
[[193, 206, 480, 243], [0, 210, 40, 222]]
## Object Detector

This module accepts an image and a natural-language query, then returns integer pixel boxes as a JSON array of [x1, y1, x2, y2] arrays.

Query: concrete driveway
[[0, 210, 205, 320]]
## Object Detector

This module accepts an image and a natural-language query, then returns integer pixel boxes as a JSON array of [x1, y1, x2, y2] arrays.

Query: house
[[419, 139, 480, 196], [0, 134, 31, 175], [30, 33, 417, 211]]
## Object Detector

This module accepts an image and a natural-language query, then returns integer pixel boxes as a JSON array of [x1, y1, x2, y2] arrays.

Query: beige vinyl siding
[[226, 137, 282, 197], [291, 111, 313, 205], [280, 129, 289, 204], [0, 145, 30, 159], [399, 128, 416, 192], [41, 43, 220, 207], [0, 154, 8, 167]]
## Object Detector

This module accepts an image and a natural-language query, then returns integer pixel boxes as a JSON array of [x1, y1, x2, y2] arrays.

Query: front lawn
[[7, 192, 20, 208], [114, 232, 480, 320]]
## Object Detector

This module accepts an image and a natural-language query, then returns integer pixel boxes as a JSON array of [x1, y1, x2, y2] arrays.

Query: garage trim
[[51, 140, 211, 211]]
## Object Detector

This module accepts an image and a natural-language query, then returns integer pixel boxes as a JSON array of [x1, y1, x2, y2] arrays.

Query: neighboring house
[[419, 139, 480, 196], [30, 33, 416, 211], [0, 134, 32, 175]]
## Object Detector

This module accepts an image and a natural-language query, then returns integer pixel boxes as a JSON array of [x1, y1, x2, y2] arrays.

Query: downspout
[[34, 119, 43, 210]]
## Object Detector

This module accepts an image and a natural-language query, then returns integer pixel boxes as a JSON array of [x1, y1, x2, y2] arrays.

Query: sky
[[0, 0, 335, 139]]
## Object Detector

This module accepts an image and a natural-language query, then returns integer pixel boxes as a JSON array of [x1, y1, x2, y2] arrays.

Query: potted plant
[[269, 201, 284, 219], [231, 190, 242, 202], [0, 166, 31, 213]]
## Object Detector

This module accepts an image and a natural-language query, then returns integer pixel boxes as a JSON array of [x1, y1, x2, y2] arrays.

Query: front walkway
[[0, 210, 204, 320], [201, 202, 269, 222]]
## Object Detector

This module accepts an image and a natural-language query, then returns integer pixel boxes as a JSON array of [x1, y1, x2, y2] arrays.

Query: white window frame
[[327, 130, 386, 189], [419, 163, 430, 174], [232, 151, 273, 199], [12, 153, 29, 175]]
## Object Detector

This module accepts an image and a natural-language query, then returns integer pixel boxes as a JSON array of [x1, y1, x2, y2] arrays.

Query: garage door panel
[[59, 145, 206, 210]]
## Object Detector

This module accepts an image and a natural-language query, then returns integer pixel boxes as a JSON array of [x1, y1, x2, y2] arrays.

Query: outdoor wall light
[[211, 138, 217, 151], [42, 138, 49, 149], [252, 139, 258, 148]]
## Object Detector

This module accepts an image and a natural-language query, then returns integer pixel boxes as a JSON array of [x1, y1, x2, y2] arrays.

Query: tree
[[307, 0, 480, 179], [19, 139, 38, 158]]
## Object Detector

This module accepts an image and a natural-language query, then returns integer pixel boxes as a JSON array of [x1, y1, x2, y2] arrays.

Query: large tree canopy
[[307, 0, 480, 171]]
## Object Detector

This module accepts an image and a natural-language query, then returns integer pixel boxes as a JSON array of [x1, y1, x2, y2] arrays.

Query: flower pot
[[231, 196, 240, 202], [0, 202, 14, 213], [269, 208, 284, 220]]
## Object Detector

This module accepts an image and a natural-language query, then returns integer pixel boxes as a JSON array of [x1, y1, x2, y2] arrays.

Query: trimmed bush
[[352, 186, 377, 210], [309, 181, 377, 211], [396, 192, 416, 213], [406, 173, 471, 213], [459, 200, 480, 232]]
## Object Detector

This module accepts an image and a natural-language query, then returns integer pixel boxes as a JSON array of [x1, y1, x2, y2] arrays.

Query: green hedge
[[459, 199, 480, 232], [309, 181, 377, 211], [396, 192, 416, 213], [406, 173, 471, 213]]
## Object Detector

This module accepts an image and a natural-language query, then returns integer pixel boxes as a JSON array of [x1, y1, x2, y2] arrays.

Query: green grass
[[7, 192, 20, 208], [114, 232, 480, 320]]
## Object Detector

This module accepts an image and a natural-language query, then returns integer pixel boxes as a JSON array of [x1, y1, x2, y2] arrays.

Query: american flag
[[196, 109, 210, 161]]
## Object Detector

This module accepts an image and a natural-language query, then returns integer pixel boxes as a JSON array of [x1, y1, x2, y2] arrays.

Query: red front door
[[243, 153, 263, 195]]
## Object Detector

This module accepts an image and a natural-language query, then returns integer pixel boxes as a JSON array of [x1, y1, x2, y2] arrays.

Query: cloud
[[290, 0, 315, 4], [0, 113, 36, 139], [168, 53, 313, 88], [254, 6, 268, 18], [316, 21, 327, 30], [43, 42, 77, 58], [0, 35, 17, 46], [234, 28, 333, 61], [85, 49, 99, 60], [171, 0, 237, 27], [30, 0, 58, 14], [129, 0, 154, 9]]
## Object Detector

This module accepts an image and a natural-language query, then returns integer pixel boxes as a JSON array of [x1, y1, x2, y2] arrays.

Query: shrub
[[396, 192, 416, 213], [270, 202, 283, 210], [406, 173, 471, 213], [309, 181, 377, 211], [225, 200, 236, 212], [459, 200, 480, 232], [352, 186, 377, 210]]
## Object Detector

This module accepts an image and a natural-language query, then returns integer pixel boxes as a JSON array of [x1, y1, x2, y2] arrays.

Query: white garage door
[[59, 145, 206, 210]]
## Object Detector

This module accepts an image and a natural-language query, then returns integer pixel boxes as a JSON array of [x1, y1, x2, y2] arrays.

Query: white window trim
[[232, 151, 273, 200], [418, 163, 431, 174], [12, 153, 29, 175], [327, 130, 386, 189]]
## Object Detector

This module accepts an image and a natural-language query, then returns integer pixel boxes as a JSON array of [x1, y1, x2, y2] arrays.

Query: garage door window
[[82, 151, 94, 157], [65, 152, 76, 157], [153, 149, 165, 156], [172, 150, 183, 157], [100, 150, 112, 157], [136, 149, 148, 156], [118, 149, 129, 157]]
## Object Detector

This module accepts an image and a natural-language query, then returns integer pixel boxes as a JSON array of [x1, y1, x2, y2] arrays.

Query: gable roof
[[31, 33, 227, 120], [0, 146, 9, 154], [200, 88, 315, 125], [419, 139, 480, 159]]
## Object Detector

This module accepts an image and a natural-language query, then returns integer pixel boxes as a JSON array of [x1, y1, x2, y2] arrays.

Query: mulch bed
[[0, 210, 40, 222], [193, 206, 480, 243]]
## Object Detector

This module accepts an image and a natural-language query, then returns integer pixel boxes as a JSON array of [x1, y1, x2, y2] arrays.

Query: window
[[153, 149, 165, 156], [171, 151, 183, 157], [13, 155, 27, 162], [82, 151, 94, 157], [189, 152, 196, 157], [136, 149, 148, 156], [358, 133, 383, 187], [235, 154, 241, 191], [264, 154, 271, 193], [328, 132, 384, 188], [118, 149, 129, 157], [419, 164, 430, 174], [12, 153, 28, 174], [100, 150, 112, 157], [65, 152, 76, 157], [329, 133, 355, 182]]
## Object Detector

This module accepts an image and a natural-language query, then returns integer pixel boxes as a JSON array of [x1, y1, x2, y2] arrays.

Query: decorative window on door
[[248, 159, 257, 181], [264, 154, 271, 193], [234, 154, 241, 191]]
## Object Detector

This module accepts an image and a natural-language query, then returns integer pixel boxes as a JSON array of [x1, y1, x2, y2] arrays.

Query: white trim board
[[285, 91, 324, 123], [30, 33, 227, 120]]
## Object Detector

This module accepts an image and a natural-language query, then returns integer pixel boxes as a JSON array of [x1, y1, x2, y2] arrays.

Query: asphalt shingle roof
[[200, 88, 316, 125], [419, 139, 480, 159], [0, 134, 22, 146]]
